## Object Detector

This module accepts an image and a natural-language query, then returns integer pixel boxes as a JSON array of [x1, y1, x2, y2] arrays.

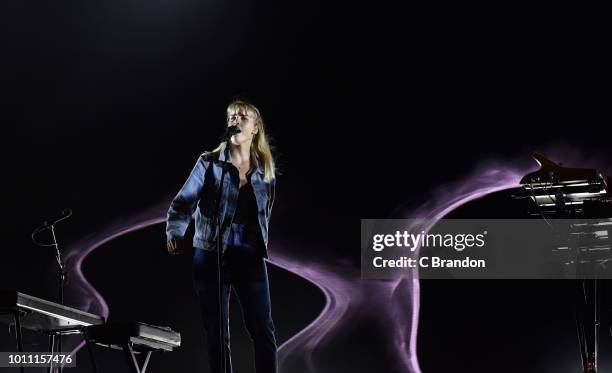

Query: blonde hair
[[213, 100, 276, 181]]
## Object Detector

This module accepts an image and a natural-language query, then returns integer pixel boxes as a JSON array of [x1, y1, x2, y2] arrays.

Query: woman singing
[[165, 100, 277, 373]]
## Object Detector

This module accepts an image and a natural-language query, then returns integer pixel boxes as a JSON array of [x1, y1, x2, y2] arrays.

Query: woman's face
[[227, 108, 258, 146]]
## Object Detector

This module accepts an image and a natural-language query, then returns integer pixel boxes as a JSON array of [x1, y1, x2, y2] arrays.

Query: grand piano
[[517, 152, 612, 373]]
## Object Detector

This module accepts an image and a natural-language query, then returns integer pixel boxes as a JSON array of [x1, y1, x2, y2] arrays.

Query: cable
[[31, 226, 57, 247]]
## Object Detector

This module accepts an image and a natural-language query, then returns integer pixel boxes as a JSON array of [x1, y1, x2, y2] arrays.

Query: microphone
[[220, 125, 241, 141], [41, 208, 73, 228]]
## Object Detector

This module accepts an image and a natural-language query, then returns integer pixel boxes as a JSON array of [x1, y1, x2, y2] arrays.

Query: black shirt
[[233, 172, 259, 225], [228, 172, 265, 257]]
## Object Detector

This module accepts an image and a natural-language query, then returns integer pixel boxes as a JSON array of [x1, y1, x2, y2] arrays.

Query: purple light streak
[[59, 161, 538, 372], [391, 163, 532, 373]]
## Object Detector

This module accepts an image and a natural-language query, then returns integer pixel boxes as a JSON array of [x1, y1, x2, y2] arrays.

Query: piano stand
[[84, 329, 100, 373], [1, 309, 26, 373], [1, 317, 94, 373], [1, 292, 179, 373], [83, 340, 156, 373], [42, 327, 97, 373], [84, 322, 180, 373], [81, 332, 154, 373], [123, 344, 152, 373], [575, 279, 601, 373]]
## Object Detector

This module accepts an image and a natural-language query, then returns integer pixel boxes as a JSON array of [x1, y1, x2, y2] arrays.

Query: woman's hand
[[167, 236, 184, 255]]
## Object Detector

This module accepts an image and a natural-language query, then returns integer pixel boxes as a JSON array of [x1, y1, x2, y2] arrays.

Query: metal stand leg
[[575, 279, 600, 373], [13, 311, 25, 373], [123, 344, 151, 373], [47, 334, 56, 373], [57, 334, 62, 373], [84, 331, 100, 373]]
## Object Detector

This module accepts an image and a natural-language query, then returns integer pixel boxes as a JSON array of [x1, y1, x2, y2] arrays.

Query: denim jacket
[[166, 143, 276, 257]]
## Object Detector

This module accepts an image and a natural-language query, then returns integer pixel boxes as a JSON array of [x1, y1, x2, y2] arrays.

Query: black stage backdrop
[[0, 3, 610, 373]]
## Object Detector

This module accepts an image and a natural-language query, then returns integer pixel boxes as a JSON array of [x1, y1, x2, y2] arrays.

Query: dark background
[[1, 2, 610, 372]]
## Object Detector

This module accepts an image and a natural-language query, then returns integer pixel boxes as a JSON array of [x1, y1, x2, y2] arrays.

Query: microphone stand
[[49, 223, 67, 373], [31, 211, 70, 373], [211, 141, 232, 373]]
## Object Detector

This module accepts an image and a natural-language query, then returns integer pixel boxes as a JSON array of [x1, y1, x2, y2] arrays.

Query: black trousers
[[193, 247, 277, 373]]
